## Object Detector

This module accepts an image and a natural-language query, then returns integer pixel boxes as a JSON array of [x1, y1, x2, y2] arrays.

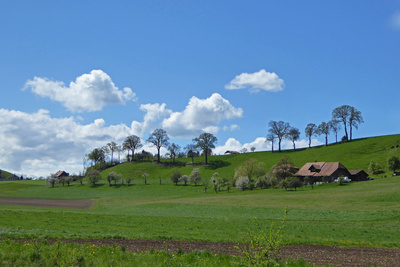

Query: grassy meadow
[[1, 134, 400, 249]]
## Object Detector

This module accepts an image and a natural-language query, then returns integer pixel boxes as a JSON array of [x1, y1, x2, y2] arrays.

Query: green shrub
[[236, 208, 288, 266]]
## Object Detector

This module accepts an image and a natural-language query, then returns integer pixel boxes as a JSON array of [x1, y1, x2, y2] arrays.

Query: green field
[[1, 135, 400, 248]]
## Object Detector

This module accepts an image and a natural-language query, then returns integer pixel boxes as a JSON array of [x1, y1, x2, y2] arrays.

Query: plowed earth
[[2, 198, 400, 266], [4, 238, 399, 267]]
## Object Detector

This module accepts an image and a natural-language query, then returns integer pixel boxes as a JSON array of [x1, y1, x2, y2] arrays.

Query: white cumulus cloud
[[24, 70, 137, 112], [0, 108, 135, 177], [225, 69, 284, 93], [131, 103, 173, 137], [162, 93, 243, 138]]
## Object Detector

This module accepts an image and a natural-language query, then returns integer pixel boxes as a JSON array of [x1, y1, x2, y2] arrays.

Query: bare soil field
[[0, 197, 96, 209], [6, 238, 399, 267]]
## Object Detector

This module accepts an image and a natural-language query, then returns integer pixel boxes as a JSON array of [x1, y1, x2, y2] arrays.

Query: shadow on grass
[[90, 183, 105, 188], [205, 160, 231, 170]]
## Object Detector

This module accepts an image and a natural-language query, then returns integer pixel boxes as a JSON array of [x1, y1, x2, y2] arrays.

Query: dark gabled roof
[[55, 171, 69, 177], [349, 170, 368, 176]]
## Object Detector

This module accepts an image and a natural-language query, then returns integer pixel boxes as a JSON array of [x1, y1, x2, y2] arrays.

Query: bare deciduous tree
[[317, 122, 331, 146], [305, 123, 317, 148], [268, 121, 291, 152], [287, 127, 300, 151], [123, 135, 142, 161], [193, 132, 217, 164], [147, 129, 169, 163]]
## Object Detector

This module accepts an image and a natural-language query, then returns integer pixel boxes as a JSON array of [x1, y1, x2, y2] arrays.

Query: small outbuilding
[[349, 170, 369, 181]]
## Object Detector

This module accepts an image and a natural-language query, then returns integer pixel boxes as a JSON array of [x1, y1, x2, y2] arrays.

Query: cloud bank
[[24, 70, 137, 112], [0, 108, 133, 177], [213, 137, 322, 155], [225, 69, 285, 93]]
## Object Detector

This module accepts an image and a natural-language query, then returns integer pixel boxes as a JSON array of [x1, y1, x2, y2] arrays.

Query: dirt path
[[9, 238, 400, 267], [0, 197, 96, 209]]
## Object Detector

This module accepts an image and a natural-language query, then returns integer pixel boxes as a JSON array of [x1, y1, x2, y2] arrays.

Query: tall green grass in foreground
[[0, 240, 311, 267]]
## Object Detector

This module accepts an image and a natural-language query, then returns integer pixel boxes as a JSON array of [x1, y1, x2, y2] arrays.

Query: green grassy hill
[[103, 134, 400, 180], [1, 134, 400, 248], [0, 169, 13, 179]]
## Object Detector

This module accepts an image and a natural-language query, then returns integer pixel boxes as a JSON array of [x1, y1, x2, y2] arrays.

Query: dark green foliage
[[236, 209, 288, 266], [287, 177, 303, 191], [387, 156, 400, 173], [368, 160, 383, 175], [170, 170, 182, 185], [86, 170, 101, 185], [193, 132, 217, 164]]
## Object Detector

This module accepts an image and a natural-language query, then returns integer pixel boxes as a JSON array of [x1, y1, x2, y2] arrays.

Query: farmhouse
[[55, 170, 69, 178], [295, 162, 368, 182]]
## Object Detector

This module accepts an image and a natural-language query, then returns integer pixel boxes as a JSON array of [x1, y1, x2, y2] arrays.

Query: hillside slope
[[103, 134, 400, 179], [0, 169, 13, 179]]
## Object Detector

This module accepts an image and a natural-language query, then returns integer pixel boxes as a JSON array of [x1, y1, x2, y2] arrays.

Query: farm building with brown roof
[[295, 162, 368, 182], [55, 171, 69, 178]]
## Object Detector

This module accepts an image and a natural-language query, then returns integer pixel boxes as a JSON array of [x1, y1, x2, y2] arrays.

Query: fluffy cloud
[[0, 108, 134, 177], [161, 93, 243, 138], [24, 70, 137, 112], [225, 69, 284, 93], [391, 12, 400, 30], [132, 103, 172, 136]]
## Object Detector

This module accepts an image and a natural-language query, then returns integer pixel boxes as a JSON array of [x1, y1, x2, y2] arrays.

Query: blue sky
[[1, 1, 400, 177]]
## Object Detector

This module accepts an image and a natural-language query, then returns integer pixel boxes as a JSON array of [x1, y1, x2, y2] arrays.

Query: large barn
[[295, 162, 368, 182]]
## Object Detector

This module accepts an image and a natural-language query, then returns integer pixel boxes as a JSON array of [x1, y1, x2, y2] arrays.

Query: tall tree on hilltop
[[349, 106, 364, 141], [287, 127, 300, 151], [184, 143, 198, 164], [305, 123, 317, 148], [147, 129, 169, 163], [123, 135, 142, 161], [168, 143, 180, 163], [266, 133, 275, 152], [332, 105, 352, 141], [87, 148, 106, 166], [193, 132, 217, 164], [329, 119, 341, 143], [268, 121, 290, 152], [107, 141, 118, 163], [317, 122, 331, 146]]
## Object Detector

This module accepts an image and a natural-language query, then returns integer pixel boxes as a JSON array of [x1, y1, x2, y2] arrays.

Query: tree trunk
[[308, 137, 311, 148], [278, 138, 282, 152], [343, 121, 348, 140], [350, 124, 353, 141], [325, 135, 328, 146]]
